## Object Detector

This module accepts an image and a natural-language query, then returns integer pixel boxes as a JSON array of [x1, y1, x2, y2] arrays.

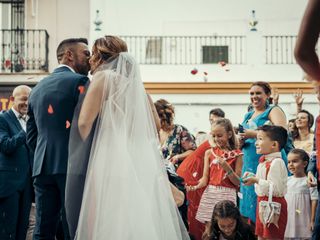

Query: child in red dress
[[191, 118, 243, 235]]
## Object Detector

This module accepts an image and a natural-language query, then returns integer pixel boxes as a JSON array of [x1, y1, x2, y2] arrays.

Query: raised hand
[[294, 89, 304, 106], [271, 87, 279, 105]]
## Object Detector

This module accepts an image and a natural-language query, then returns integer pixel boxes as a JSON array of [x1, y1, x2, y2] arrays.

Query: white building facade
[[0, 0, 318, 134]]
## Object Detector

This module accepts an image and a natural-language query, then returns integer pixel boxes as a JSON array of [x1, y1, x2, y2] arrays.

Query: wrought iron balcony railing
[[264, 35, 298, 64], [121, 35, 319, 65], [0, 29, 49, 73], [120, 35, 246, 65]]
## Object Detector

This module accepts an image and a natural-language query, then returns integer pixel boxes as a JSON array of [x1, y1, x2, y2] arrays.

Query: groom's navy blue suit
[[27, 66, 88, 239], [0, 109, 32, 240]]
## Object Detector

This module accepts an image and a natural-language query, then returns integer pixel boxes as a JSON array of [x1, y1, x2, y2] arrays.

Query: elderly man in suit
[[27, 38, 90, 240], [0, 85, 32, 240]]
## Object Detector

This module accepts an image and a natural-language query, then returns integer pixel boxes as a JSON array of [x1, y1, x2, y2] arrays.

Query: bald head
[[12, 85, 31, 97], [12, 85, 32, 115]]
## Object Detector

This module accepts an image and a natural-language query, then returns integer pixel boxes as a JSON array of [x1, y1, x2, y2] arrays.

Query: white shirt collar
[[57, 64, 75, 73], [264, 152, 282, 161], [11, 107, 21, 119]]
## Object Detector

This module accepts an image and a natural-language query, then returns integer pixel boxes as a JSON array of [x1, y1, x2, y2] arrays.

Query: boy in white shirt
[[243, 125, 288, 240]]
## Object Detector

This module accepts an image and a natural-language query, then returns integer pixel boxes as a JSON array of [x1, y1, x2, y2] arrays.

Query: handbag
[[258, 183, 281, 228]]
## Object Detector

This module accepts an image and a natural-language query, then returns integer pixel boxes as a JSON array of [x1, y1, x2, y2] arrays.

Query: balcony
[[0, 29, 49, 73], [121, 35, 245, 65], [120, 35, 318, 66]]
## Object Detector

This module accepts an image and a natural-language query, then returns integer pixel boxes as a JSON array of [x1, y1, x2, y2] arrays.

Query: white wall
[[25, 0, 90, 71], [91, 0, 307, 36], [89, 0, 309, 83]]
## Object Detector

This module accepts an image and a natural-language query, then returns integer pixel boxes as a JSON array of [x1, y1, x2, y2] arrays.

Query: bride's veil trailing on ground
[[72, 52, 190, 239]]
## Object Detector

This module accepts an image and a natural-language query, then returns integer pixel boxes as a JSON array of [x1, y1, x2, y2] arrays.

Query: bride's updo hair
[[90, 35, 128, 72], [154, 99, 175, 132]]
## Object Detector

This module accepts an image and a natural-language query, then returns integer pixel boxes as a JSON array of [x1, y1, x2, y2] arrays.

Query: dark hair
[[209, 108, 225, 118], [257, 125, 288, 150], [197, 131, 207, 135], [212, 118, 238, 150], [289, 148, 309, 172], [56, 38, 88, 62], [250, 81, 273, 104], [203, 200, 255, 240], [154, 99, 175, 131], [292, 110, 314, 140], [299, 109, 314, 130], [288, 118, 296, 124]]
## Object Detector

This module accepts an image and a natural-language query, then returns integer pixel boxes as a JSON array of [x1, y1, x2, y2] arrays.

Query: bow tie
[[18, 114, 27, 121], [259, 155, 266, 163]]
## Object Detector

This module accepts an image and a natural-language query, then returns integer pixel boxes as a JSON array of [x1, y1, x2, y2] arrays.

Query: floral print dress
[[161, 124, 196, 163]]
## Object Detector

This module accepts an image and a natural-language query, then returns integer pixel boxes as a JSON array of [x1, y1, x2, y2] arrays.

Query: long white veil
[[74, 52, 190, 239]]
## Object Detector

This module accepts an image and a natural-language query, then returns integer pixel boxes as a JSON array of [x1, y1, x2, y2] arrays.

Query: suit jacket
[[0, 109, 31, 198], [27, 66, 88, 177]]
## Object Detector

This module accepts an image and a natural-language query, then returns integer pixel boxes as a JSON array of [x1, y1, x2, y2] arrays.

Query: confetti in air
[[78, 86, 85, 94], [66, 120, 71, 129], [48, 104, 54, 114], [191, 68, 198, 75], [219, 61, 226, 67]]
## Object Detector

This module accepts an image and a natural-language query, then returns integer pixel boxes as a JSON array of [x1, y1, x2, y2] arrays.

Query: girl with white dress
[[285, 149, 318, 240]]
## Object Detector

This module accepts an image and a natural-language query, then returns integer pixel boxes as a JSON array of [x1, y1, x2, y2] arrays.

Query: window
[[202, 46, 228, 64], [145, 38, 162, 64]]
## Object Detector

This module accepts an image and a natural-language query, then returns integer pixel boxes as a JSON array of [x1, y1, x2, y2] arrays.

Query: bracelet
[[226, 170, 233, 176]]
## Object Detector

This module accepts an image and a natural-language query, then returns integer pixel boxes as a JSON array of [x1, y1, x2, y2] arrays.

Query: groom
[[27, 38, 90, 239]]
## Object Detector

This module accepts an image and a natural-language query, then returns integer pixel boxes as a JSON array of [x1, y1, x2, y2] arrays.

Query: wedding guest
[[196, 108, 225, 147], [209, 108, 225, 125], [295, 1, 320, 238], [288, 118, 296, 135], [243, 125, 288, 239], [239, 81, 288, 225], [155, 99, 196, 168], [292, 109, 314, 153], [177, 108, 225, 240], [194, 119, 242, 235], [0, 85, 32, 240], [285, 149, 318, 239], [202, 200, 255, 240], [27, 38, 90, 239]]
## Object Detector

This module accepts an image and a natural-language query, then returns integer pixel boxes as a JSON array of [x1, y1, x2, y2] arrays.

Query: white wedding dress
[[70, 53, 189, 240]]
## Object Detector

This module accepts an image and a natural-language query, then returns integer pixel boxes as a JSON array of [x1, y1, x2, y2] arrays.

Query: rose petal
[[219, 61, 226, 67], [191, 68, 198, 75], [48, 104, 54, 114], [78, 86, 85, 94]]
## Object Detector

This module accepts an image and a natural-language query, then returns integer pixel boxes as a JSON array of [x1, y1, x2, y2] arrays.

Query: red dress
[[177, 140, 211, 240]]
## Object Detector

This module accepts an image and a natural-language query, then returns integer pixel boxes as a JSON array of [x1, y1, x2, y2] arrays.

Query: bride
[[65, 36, 190, 240]]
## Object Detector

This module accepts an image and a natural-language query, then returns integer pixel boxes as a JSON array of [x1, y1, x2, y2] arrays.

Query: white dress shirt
[[254, 152, 288, 197], [11, 108, 27, 132]]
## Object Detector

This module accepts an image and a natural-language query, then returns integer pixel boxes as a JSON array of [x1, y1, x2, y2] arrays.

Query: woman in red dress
[[177, 139, 212, 240]]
